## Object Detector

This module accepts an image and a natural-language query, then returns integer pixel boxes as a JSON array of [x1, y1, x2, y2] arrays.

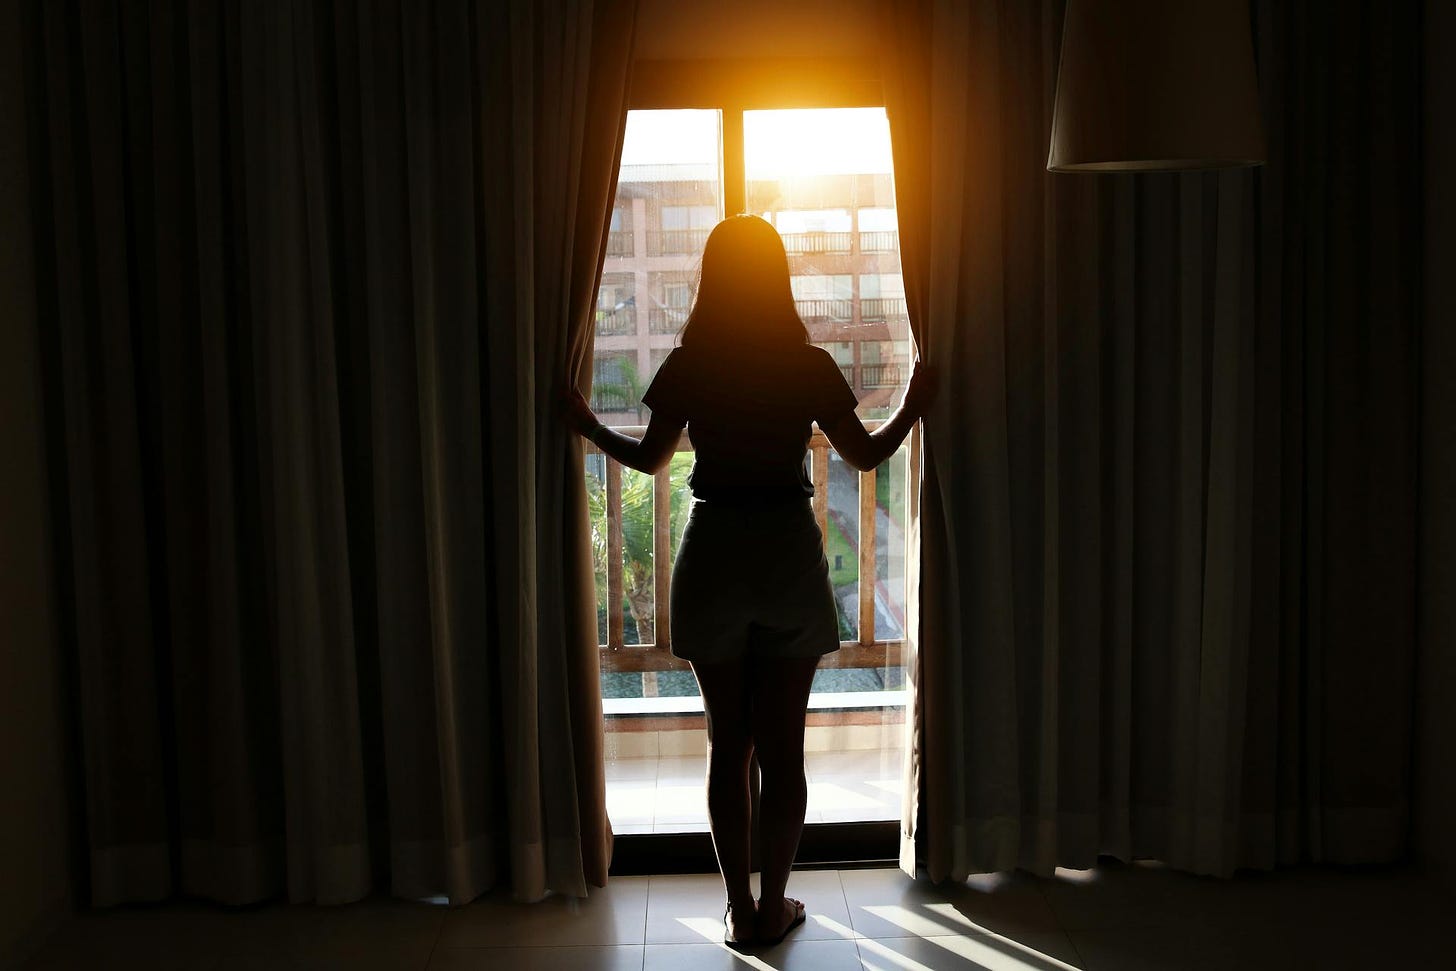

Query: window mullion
[[722, 105, 745, 216]]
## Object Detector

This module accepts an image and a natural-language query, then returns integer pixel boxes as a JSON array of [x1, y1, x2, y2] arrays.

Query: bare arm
[[561, 387, 683, 475], [818, 361, 937, 472]]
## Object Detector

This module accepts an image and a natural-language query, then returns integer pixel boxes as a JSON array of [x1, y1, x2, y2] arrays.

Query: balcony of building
[[588, 420, 919, 834]]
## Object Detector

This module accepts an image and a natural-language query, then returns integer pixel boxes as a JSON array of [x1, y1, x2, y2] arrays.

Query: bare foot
[[754, 896, 805, 944]]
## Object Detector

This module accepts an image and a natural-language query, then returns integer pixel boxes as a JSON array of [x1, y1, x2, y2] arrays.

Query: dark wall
[[1416, 0, 1456, 881], [0, 0, 71, 962]]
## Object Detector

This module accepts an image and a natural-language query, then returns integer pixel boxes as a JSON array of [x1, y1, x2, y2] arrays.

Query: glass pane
[[586, 453, 608, 646], [601, 107, 913, 834], [876, 445, 909, 642], [599, 109, 721, 834], [745, 107, 912, 419], [747, 107, 911, 825]]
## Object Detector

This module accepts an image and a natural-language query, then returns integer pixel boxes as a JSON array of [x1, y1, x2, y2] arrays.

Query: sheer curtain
[[883, 0, 1420, 880], [25, 0, 634, 906]]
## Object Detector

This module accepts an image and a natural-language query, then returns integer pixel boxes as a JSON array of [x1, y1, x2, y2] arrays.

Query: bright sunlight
[[745, 107, 894, 179], [619, 107, 895, 180]]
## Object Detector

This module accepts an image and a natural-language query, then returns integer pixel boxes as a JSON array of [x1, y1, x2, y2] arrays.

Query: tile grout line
[[641, 873, 652, 969], [419, 901, 446, 970], [1030, 873, 1088, 970]]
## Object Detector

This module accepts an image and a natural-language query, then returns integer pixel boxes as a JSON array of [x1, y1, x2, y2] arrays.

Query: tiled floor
[[24, 862, 1451, 969], [608, 749, 904, 833]]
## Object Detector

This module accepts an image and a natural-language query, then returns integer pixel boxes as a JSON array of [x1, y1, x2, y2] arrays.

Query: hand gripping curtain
[[881, 0, 1420, 880], [25, 0, 634, 906]]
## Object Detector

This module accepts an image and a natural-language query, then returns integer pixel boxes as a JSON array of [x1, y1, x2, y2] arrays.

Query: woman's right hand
[[902, 360, 939, 417], [559, 386, 600, 439]]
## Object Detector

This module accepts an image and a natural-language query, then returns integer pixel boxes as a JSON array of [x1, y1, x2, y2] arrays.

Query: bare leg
[[690, 659, 756, 938], [749, 655, 820, 938]]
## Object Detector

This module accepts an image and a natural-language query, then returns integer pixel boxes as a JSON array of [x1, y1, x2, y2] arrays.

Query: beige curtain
[[26, 0, 634, 906], [883, 0, 1421, 880]]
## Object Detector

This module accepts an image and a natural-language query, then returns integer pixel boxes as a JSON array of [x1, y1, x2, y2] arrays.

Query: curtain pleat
[[26, 0, 635, 907], [884, 0, 1420, 880]]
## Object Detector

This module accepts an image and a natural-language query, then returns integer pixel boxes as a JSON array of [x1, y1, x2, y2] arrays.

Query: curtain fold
[[883, 0, 1421, 880], [25, 0, 635, 907]]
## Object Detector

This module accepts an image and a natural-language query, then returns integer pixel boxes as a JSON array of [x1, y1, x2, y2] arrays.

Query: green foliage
[[826, 517, 858, 588], [586, 449, 694, 645], [591, 356, 647, 417]]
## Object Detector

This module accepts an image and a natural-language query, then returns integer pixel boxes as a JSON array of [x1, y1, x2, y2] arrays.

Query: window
[[596, 273, 636, 337], [594, 101, 915, 837], [659, 204, 717, 230]]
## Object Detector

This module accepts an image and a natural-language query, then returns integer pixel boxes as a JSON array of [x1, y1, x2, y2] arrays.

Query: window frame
[[601, 61, 910, 867], [627, 58, 887, 215]]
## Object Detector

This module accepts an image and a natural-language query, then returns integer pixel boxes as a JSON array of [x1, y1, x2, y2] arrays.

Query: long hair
[[678, 215, 808, 352]]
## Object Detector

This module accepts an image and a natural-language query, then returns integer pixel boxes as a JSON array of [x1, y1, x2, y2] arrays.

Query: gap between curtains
[[883, 0, 1420, 880], [24, 0, 635, 906]]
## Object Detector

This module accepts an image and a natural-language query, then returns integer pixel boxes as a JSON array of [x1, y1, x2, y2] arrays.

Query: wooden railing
[[595, 306, 636, 336], [859, 230, 899, 253], [795, 298, 854, 321], [860, 297, 908, 321], [646, 229, 711, 256], [782, 230, 854, 254], [860, 362, 905, 388], [587, 419, 920, 675], [647, 307, 687, 334], [606, 230, 634, 257]]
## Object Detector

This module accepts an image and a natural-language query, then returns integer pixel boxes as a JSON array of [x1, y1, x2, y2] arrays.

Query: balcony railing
[[838, 364, 855, 385], [859, 230, 899, 253], [646, 229, 710, 256], [860, 297, 908, 321], [648, 307, 688, 334], [781, 231, 854, 255], [591, 384, 633, 413], [860, 362, 905, 388], [795, 298, 854, 321], [586, 419, 920, 674], [595, 306, 636, 336], [606, 230, 634, 257]]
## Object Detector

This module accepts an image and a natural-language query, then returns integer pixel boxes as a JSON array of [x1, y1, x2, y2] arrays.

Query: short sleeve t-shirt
[[642, 343, 859, 501]]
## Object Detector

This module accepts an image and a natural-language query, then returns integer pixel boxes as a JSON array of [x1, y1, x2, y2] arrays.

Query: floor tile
[[644, 938, 862, 971], [839, 867, 1060, 941], [607, 757, 661, 782], [646, 870, 855, 946], [1219, 917, 1450, 971], [644, 873, 732, 945], [438, 877, 649, 948], [1066, 925, 1236, 971], [1037, 864, 1223, 933], [856, 931, 1084, 971], [655, 757, 707, 783], [428, 944, 644, 970], [651, 821, 710, 834], [806, 749, 905, 781], [607, 778, 658, 828], [24, 911, 223, 970], [652, 780, 708, 824]]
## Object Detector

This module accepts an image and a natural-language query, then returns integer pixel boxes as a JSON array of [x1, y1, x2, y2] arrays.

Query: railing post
[[653, 468, 671, 652], [859, 467, 876, 646], [606, 459, 624, 650], [812, 435, 829, 541]]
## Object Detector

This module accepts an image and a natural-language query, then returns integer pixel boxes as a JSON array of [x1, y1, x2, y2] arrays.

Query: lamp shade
[[1047, 0, 1266, 172]]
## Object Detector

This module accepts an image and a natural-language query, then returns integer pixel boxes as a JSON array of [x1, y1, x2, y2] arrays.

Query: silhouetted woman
[[564, 214, 935, 949]]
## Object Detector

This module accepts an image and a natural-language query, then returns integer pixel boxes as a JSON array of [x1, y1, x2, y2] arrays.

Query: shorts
[[668, 497, 842, 664]]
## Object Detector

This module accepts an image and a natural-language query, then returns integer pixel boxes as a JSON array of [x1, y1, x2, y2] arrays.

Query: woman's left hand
[[560, 386, 600, 438]]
